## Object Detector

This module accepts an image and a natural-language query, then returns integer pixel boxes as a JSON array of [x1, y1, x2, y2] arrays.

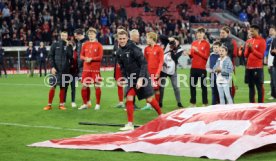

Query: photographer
[[159, 35, 184, 108]]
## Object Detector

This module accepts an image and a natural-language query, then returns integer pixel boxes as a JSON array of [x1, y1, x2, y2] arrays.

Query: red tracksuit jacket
[[190, 39, 210, 70], [244, 36, 266, 68], [144, 44, 164, 76], [80, 41, 103, 72]]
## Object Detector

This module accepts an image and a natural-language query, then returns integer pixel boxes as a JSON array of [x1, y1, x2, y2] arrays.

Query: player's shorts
[[149, 74, 160, 90], [126, 88, 136, 96], [81, 71, 102, 84]]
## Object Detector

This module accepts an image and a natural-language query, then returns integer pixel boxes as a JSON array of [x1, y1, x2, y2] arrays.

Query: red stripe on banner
[[30, 103, 276, 161]]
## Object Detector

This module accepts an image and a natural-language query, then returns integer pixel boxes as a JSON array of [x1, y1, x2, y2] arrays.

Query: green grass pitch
[[1, 66, 276, 161]]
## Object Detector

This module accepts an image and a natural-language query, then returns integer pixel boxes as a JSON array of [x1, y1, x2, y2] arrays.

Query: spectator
[[26, 41, 37, 77], [239, 9, 248, 22], [37, 42, 47, 77], [0, 45, 7, 78], [100, 13, 108, 26]]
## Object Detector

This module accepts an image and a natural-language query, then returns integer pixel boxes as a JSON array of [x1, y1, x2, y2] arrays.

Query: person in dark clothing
[[116, 30, 162, 131], [37, 41, 47, 77], [74, 28, 88, 78], [64, 43, 78, 108], [26, 41, 37, 77], [159, 35, 184, 108], [220, 26, 237, 100], [43, 31, 73, 111], [0, 45, 7, 78], [113, 26, 126, 108], [270, 30, 276, 98], [206, 41, 221, 105]]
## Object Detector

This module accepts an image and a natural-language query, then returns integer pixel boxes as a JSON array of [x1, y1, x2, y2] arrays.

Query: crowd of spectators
[[0, 0, 194, 46], [0, 0, 275, 47], [208, 0, 276, 40]]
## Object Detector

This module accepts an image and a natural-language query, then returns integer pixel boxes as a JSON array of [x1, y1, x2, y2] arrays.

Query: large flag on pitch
[[30, 103, 276, 160]]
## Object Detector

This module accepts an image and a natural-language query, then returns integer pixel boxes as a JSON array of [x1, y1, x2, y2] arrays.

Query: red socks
[[126, 100, 134, 122], [96, 88, 101, 104], [87, 87, 90, 102], [59, 87, 65, 104], [48, 87, 55, 105], [155, 93, 160, 103], [118, 85, 124, 102], [149, 98, 162, 115], [81, 87, 88, 104]]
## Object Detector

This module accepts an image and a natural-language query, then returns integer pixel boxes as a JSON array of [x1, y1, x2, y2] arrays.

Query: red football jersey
[[144, 44, 164, 76], [190, 39, 210, 70], [80, 41, 103, 72]]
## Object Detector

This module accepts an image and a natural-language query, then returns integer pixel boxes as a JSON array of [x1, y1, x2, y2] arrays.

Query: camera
[[169, 40, 176, 49]]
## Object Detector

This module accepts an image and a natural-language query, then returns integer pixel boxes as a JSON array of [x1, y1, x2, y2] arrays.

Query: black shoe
[[177, 102, 184, 108], [159, 103, 162, 108]]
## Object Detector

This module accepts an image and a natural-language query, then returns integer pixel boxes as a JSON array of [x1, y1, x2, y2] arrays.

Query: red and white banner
[[30, 103, 276, 160]]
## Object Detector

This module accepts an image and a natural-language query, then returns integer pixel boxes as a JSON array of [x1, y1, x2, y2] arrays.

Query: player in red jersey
[[244, 25, 266, 103], [78, 28, 103, 110], [186, 27, 210, 107], [141, 32, 164, 110]]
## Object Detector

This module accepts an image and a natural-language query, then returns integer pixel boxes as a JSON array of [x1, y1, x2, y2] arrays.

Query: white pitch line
[[0, 122, 108, 133], [0, 83, 45, 86], [0, 82, 253, 91]]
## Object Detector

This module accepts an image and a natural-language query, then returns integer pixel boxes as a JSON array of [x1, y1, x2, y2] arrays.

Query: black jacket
[[221, 37, 234, 60], [37, 47, 47, 61], [49, 40, 73, 86], [113, 40, 119, 78], [26, 47, 37, 61], [0, 48, 4, 63], [116, 40, 153, 100], [270, 38, 276, 67], [76, 37, 88, 76], [159, 35, 183, 69]]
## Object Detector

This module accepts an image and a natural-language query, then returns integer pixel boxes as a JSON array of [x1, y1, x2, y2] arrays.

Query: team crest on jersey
[[256, 45, 258, 48], [94, 49, 97, 52], [154, 52, 156, 55], [202, 47, 204, 50]]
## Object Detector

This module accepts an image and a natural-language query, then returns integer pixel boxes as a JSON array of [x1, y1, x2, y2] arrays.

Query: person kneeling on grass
[[213, 45, 234, 104], [44, 31, 73, 110], [116, 30, 162, 131]]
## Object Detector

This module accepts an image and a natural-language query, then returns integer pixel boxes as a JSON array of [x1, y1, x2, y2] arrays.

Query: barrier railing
[[2, 45, 192, 74]]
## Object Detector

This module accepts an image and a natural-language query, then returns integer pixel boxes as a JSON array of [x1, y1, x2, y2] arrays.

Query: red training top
[[190, 39, 210, 70], [244, 36, 266, 69], [144, 44, 164, 76], [80, 41, 103, 72]]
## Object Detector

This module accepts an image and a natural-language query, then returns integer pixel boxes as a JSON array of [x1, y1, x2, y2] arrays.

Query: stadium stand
[[0, 0, 275, 71]]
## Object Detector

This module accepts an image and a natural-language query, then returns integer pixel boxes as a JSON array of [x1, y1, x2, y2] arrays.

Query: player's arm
[[244, 40, 251, 58], [270, 39, 276, 56], [251, 40, 266, 59], [194, 43, 210, 60], [49, 43, 57, 74], [80, 44, 86, 60], [134, 47, 147, 79]]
